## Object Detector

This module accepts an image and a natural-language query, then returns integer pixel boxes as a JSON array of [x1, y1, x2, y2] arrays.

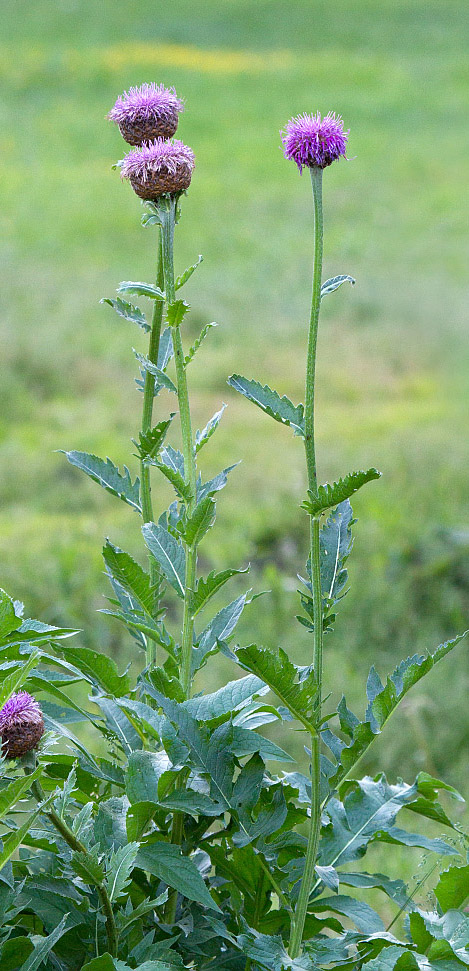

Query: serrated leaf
[[167, 299, 190, 328], [228, 375, 305, 436], [235, 644, 318, 732], [107, 841, 139, 901], [63, 451, 141, 511], [94, 696, 143, 756], [136, 842, 221, 911], [321, 274, 356, 297], [134, 350, 177, 393], [155, 460, 192, 500], [320, 499, 353, 606], [0, 804, 44, 870], [181, 496, 216, 547], [118, 281, 165, 300], [125, 750, 173, 804], [134, 416, 175, 461], [0, 589, 23, 638], [329, 632, 467, 788], [0, 651, 40, 707], [142, 523, 186, 597], [175, 254, 203, 290], [197, 463, 238, 503], [193, 593, 249, 672], [303, 468, 381, 516], [103, 540, 154, 615], [53, 645, 130, 696], [184, 321, 217, 366], [195, 404, 226, 453], [191, 566, 249, 616], [100, 296, 149, 332], [71, 848, 105, 885], [435, 864, 469, 911], [184, 674, 266, 721], [312, 894, 384, 933], [18, 913, 69, 971], [0, 765, 43, 819]]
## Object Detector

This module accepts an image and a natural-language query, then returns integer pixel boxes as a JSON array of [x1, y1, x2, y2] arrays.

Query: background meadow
[[1, 0, 468, 841]]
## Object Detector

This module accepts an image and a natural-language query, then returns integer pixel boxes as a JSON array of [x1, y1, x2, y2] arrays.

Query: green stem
[[289, 166, 324, 960], [29, 776, 118, 957], [159, 194, 198, 923], [140, 228, 165, 669]]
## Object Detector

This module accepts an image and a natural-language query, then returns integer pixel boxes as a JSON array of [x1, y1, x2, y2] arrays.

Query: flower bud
[[120, 138, 195, 200], [0, 691, 45, 758], [281, 112, 349, 172], [108, 83, 184, 146]]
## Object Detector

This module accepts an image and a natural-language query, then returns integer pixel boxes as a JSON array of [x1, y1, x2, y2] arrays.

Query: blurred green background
[[1, 0, 468, 809]]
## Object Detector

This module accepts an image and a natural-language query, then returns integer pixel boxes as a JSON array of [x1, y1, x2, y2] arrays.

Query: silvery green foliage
[[0, 189, 467, 971]]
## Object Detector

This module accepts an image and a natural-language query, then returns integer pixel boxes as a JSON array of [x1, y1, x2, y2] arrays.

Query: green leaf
[[228, 374, 304, 436], [133, 350, 177, 393], [118, 281, 165, 300], [136, 842, 221, 911], [321, 274, 356, 297], [82, 956, 116, 971], [54, 645, 130, 696], [320, 500, 353, 607], [95, 696, 143, 756], [435, 864, 469, 911], [195, 404, 226, 453], [184, 321, 217, 366], [312, 894, 384, 933], [197, 463, 238, 502], [100, 296, 149, 332], [192, 566, 249, 616], [103, 540, 154, 615], [94, 796, 129, 851], [0, 589, 23, 638], [329, 632, 468, 788], [107, 841, 139, 901], [71, 848, 105, 886], [126, 800, 158, 840], [235, 644, 318, 732], [63, 451, 141, 511], [125, 750, 173, 804], [18, 914, 69, 971], [0, 651, 41, 707], [0, 939, 34, 971], [154, 459, 192, 500], [175, 254, 203, 290], [42, 712, 99, 765], [184, 674, 266, 721], [303, 468, 381, 516], [180, 496, 216, 547], [167, 299, 190, 328], [133, 416, 175, 461], [0, 804, 44, 870], [142, 523, 186, 598], [0, 764, 43, 819], [193, 593, 249, 672]]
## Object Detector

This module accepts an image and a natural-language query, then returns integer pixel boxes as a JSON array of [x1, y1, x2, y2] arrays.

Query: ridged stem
[[140, 228, 164, 669], [158, 194, 198, 924], [289, 166, 324, 959]]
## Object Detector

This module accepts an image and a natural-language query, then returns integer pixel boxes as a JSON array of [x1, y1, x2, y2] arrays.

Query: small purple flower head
[[281, 112, 349, 172], [108, 83, 185, 145], [0, 691, 45, 759], [120, 138, 195, 200]]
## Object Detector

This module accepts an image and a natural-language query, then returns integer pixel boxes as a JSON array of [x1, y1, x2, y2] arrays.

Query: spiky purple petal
[[120, 138, 195, 181], [108, 83, 184, 125], [0, 691, 42, 731], [281, 112, 349, 172]]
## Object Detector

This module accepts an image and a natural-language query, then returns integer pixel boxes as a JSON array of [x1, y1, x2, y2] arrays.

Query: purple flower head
[[120, 138, 195, 200], [281, 112, 349, 172], [108, 83, 185, 145], [0, 691, 44, 759]]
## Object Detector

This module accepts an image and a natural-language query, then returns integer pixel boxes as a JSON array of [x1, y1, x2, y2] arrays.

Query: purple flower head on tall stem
[[281, 112, 349, 172], [0, 691, 44, 758], [120, 138, 196, 200], [108, 83, 185, 145]]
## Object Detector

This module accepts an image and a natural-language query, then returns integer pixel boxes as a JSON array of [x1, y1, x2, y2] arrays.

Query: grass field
[[1, 0, 468, 872]]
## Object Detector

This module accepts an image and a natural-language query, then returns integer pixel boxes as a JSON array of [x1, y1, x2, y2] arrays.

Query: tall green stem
[[289, 166, 324, 959], [140, 229, 164, 669], [159, 194, 198, 924]]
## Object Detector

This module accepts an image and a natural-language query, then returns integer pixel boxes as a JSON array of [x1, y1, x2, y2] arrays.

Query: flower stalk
[[289, 165, 324, 959]]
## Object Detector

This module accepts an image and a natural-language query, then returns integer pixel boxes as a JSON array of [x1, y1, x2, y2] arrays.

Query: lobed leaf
[[180, 496, 216, 547], [167, 299, 190, 328], [195, 404, 226, 453], [235, 644, 318, 733], [106, 841, 140, 902], [142, 523, 186, 598], [228, 374, 305, 436], [303, 468, 381, 517], [133, 350, 177, 393], [191, 566, 249, 616], [321, 274, 356, 297], [100, 296, 149, 332], [133, 416, 175, 461], [103, 540, 154, 616], [184, 321, 217, 366], [136, 842, 221, 911], [62, 451, 141, 511], [53, 644, 131, 697], [175, 254, 203, 290]]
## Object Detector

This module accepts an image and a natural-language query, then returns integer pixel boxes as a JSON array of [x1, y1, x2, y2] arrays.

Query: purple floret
[[108, 83, 184, 124], [281, 112, 349, 172], [0, 691, 42, 730], [120, 138, 195, 180]]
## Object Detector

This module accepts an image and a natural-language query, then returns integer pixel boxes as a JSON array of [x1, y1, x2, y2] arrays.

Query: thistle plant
[[0, 88, 467, 971]]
